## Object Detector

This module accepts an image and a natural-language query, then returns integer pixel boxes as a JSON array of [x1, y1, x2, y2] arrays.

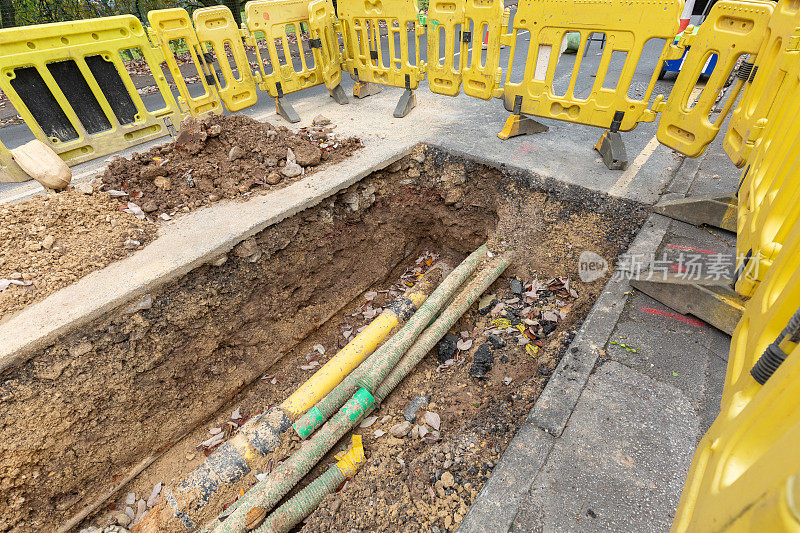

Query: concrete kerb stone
[[0, 139, 416, 373], [458, 213, 671, 533]]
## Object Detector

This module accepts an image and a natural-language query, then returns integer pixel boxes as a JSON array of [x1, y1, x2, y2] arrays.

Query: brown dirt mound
[[0, 191, 157, 321], [101, 114, 361, 218]]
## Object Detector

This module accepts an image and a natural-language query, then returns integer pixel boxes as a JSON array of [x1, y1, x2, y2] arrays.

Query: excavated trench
[[0, 146, 646, 533]]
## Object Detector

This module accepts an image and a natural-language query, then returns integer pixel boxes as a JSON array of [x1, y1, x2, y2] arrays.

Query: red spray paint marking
[[667, 244, 718, 255], [669, 264, 688, 273], [511, 141, 536, 161], [640, 307, 707, 327]]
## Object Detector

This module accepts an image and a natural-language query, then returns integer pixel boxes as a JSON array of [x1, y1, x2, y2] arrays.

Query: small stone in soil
[[510, 278, 524, 295], [76, 182, 94, 195], [437, 333, 458, 363], [441, 471, 455, 488], [228, 145, 244, 161], [390, 421, 412, 437], [266, 171, 282, 185], [469, 343, 493, 378]]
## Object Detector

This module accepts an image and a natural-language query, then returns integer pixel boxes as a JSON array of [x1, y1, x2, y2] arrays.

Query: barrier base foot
[[353, 81, 382, 99], [653, 194, 737, 232], [329, 84, 349, 105], [275, 97, 300, 123], [594, 130, 628, 170], [497, 113, 548, 140], [629, 276, 745, 335], [393, 89, 416, 118]]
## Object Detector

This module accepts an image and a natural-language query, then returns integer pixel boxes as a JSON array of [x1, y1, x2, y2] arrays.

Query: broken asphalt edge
[[0, 138, 416, 373], [458, 212, 671, 533]]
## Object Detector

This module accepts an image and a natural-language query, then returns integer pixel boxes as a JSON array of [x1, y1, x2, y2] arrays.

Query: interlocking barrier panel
[[0, 15, 182, 175], [501, 0, 682, 131], [246, 0, 324, 98], [337, 0, 426, 90], [733, 50, 800, 298], [193, 5, 259, 112], [673, 206, 800, 532], [656, 0, 775, 157], [308, 0, 344, 92], [723, 0, 800, 168], [427, 0, 507, 100], [148, 8, 224, 117]]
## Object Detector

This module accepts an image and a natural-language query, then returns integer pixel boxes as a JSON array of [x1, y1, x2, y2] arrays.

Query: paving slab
[[511, 361, 699, 533]]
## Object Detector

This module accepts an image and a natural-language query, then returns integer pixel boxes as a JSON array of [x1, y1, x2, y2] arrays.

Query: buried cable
[[293, 244, 489, 439], [210, 251, 511, 533], [132, 269, 442, 531], [251, 435, 365, 533]]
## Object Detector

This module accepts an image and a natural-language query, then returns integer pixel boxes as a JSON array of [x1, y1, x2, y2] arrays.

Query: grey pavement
[[512, 361, 698, 533]]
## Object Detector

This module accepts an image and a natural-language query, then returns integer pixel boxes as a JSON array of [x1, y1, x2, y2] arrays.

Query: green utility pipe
[[294, 244, 489, 439], [374, 251, 512, 402], [211, 251, 511, 533], [253, 435, 365, 533]]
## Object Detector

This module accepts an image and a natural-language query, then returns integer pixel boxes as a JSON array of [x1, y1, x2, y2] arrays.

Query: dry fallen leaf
[[359, 416, 378, 428], [456, 338, 473, 351]]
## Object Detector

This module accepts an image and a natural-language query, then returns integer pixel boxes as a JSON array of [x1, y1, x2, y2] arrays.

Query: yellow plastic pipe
[[279, 267, 443, 417]]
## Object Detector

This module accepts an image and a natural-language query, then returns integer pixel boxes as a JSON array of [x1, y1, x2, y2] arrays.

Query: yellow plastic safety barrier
[[147, 8, 223, 117], [246, 0, 323, 98], [733, 59, 800, 298], [656, 0, 774, 158], [0, 15, 182, 174], [193, 5, 258, 112], [724, 0, 800, 168], [502, 0, 682, 131], [427, 0, 507, 100], [673, 204, 800, 532], [337, 0, 426, 90], [308, 0, 344, 93]]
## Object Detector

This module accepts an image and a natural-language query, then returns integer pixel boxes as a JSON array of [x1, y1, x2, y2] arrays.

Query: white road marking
[[608, 86, 703, 198]]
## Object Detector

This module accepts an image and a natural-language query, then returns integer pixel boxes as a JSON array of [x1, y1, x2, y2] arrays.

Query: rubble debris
[[437, 333, 458, 363], [11, 139, 72, 191], [404, 395, 429, 422], [469, 343, 493, 378]]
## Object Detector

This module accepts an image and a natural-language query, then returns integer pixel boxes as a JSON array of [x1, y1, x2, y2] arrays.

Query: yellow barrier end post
[[497, 95, 549, 140], [594, 111, 628, 170], [393, 75, 417, 118]]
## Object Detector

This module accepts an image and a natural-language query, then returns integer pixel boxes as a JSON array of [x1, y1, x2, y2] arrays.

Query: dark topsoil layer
[[84, 149, 645, 533]]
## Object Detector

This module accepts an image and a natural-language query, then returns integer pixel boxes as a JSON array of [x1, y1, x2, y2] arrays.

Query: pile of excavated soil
[[0, 114, 359, 321], [0, 191, 157, 320], [101, 114, 361, 218], [72, 148, 646, 533]]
